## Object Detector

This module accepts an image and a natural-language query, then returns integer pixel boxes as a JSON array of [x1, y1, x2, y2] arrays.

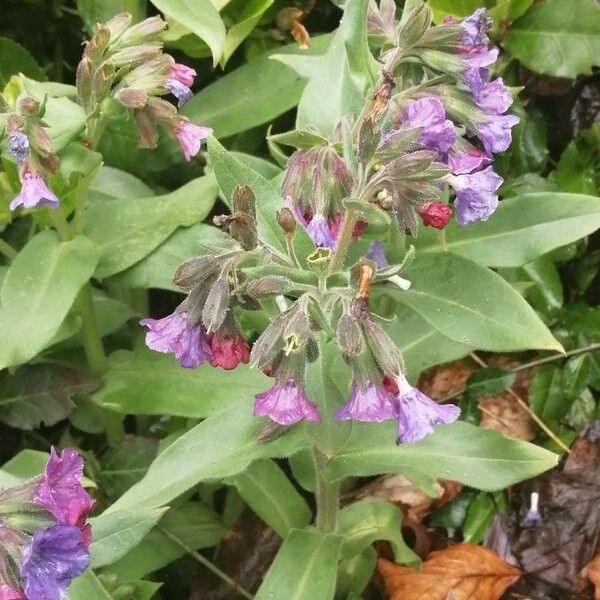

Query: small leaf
[[465, 368, 516, 399]]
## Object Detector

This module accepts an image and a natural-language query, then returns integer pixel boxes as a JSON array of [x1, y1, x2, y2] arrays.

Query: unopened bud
[[417, 201, 452, 229], [18, 96, 39, 115], [420, 49, 466, 75], [104, 13, 132, 42], [276, 7, 304, 30], [116, 16, 167, 47], [202, 277, 230, 333], [145, 97, 177, 122], [115, 87, 149, 108], [336, 313, 363, 355], [362, 318, 405, 379], [230, 185, 258, 250], [91, 63, 115, 103], [250, 315, 287, 369], [277, 207, 297, 236], [397, 3, 432, 48], [246, 276, 292, 297], [84, 27, 111, 59], [76, 58, 93, 110], [108, 42, 163, 67], [133, 109, 159, 149], [29, 124, 53, 157], [173, 255, 220, 292]]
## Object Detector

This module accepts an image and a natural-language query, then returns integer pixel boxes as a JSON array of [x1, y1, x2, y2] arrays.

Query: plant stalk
[[74, 283, 108, 376], [329, 208, 357, 274], [0, 238, 18, 260], [313, 448, 340, 532]]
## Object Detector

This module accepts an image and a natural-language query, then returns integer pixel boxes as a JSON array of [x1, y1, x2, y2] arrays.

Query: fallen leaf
[[378, 543, 521, 600], [418, 360, 475, 400], [478, 395, 534, 441], [582, 555, 600, 600]]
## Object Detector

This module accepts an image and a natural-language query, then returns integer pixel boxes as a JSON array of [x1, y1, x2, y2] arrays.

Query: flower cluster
[[0, 449, 93, 600], [75, 13, 211, 160]]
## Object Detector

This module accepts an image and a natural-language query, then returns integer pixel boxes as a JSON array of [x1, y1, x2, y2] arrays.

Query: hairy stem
[[328, 208, 358, 274], [313, 447, 340, 532]]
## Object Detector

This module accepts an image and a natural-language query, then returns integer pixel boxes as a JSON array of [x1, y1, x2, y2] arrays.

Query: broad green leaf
[[76, 0, 146, 31], [462, 492, 497, 544], [523, 255, 564, 313], [343, 0, 378, 88], [2, 449, 49, 479], [89, 166, 153, 202], [108, 503, 226, 582], [106, 401, 306, 513], [232, 151, 282, 180], [383, 253, 562, 352], [327, 421, 558, 492], [93, 345, 270, 418], [0, 38, 45, 87], [221, 0, 275, 66], [116, 224, 235, 291], [505, 0, 600, 78], [255, 529, 342, 600], [0, 231, 99, 370], [231, 459, 312, 538], [149, 0, 226, 64], [489, 0, 533, 23], [66, 571, 112, 600], [89, 507, 167, 568], [184, 35, 331, 138], [338, 499, 418, 564], [415, 193, 600, 267], [83, 176, 217, 277], [44, 97, 86, 153], [464, 368, 516, 399], [529, 365, 565, 422], [0, 364, 99, 430]]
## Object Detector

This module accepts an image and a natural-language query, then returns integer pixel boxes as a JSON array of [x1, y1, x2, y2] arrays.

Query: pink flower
[[254, 379, 321, 426], [170, 63, 196, 87], [9, 172, 59, 211], [417, 202, 453, 229], [172, 119, 212, 161], [209, 331, 250, 370], [335, 381, 397, 422]]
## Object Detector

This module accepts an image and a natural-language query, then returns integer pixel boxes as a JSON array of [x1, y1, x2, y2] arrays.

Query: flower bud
[[91, 63, 115, 104], [277, 207, 296, 236], [230, 185, 258, 250], [246, 276, 292, 297], [173, 255, 220, 292], [417, 201, 452, 229], [336, 312, 364, 355], [83, 26, 111, 60], [119, 55, 173, 93], [419, 49, 467, 74], [397, 3, 432, 48], [250, 314, 288, 369], [104, 13, 132, 42], [114, 87, 148, 108], [362, 317, 405, 379], [202, 277, 231, 333], [108, 42, 163, 68], [276, 7, 304, 31], [367, 0, 397, 45], [145, 97, 177, 122], [18, 96, 39, 116], [76, 58, 93, 110], [116, 16, 167, 47], [133, 109, 159, 149]]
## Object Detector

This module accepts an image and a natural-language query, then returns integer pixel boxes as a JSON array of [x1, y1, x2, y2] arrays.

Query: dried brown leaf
[[379, 543, 522, 600], [478, 395, 534, 441]]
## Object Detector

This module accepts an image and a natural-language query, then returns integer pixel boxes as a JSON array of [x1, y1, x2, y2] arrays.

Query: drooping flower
[[403, 97, 456, 154], [394, 375, 460, 444], [366, 241, 388, 269], [458, 8, 492, 53], [447, 143, 488, 175], [20, 525, 90, 600], [166, 79, 192, 107], [34, 449, 95, 533], [0, 585, 24, 600], [471, 77, 513, 115], [209, 331, 250, 370], [477, 113, 520, 155], [171, 119, 212, 161], [254, 379, 320, 426], [9, 172, 59, 211], [334, 381, 397, 422], [140, 311, 212, 368], [417, 201, 452, 229], [449, 166, 503, 225], [8, 133, 29, 163], [305, 214, 336, 249], [169, 63, 196, 87]]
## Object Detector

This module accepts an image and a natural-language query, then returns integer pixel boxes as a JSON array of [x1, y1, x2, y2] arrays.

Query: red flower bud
[[417, 201, 452, 229], [209, 331, 250, 370], [382, 374, 399, 395]]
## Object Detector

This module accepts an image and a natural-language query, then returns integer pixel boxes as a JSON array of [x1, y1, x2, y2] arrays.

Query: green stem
[[158, 526, 254, 600], [0, 238, 18, 260], [74, 283, 108, 376], [328, 208, 357, 274], [49, 208, 71, 241], [313, 448, 340, 532]]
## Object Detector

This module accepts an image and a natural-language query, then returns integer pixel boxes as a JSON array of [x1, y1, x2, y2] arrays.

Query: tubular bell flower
[[476, 113, 521, 155], [171, 119, 212, 161], [334, 380, 396, 422], [447, 141, 488, 175], [169, 63, 196, 87], [9, 171, 59, 211], [393, 375, 460, 444], [140, 310, 212, 368], [305, 213, 336, 249], [8, 132, 29, 163], [166, 79, 192, 107], [417, 201, 452, 229], [254, 379, 321, 426], [449, 166, 503, 225], [20, 525, 90, 600], [402, 97, 456, 155], [209, 330, 250, 370]]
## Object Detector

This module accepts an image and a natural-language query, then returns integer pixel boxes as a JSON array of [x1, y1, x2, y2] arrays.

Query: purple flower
[[172, 119, 212, 161], [166, 79, 193, 108], [8, 132, 29, 163], [21, 525, 90, 600], [477, 113, 520, 155], [0, 585, 24, 600], [394, 376, 460, 444], [34, 449, 95, 531], [459, 8, 492, 51], [447, 144, 489, 175], [254, 379, 321, 426], [335, 381, 397, 422], [449, 166, 503, 225], [9, 172, 59, 211], [472, 77, 513, 115], [366, 241, 388, 268], [464, 47, 499, 70], [403, 97, 456, 154], [140, 311, 212, 368], [305, 214, 336, 249], [169, 63, 196, 87]]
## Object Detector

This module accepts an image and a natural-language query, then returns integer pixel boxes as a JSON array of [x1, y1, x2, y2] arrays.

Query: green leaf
[[89, 507, 167, 568], [465, 368, 516, 399], [89, 167, 153, 202], [231, 459, 312, 538], [106, 402, 306, 513], [0, 364, 99, 430], [76, 0, 146, 32], [326, 421, 558, 492], [2, 449, 49, 479], [382, 253, 562, 352], [149, 0, 226, 64], [254, 529, 342, 600], [462, 492, 497, 544], [183, 35, 331, 138], [116, 223, 235, 291], [505, 0, 600, 78], [0, 37, 45, 87], [415, 193, 600, 268], [93, 345, 270, 418], [108, 503, 226, 582], [83, 176, 217, 278], [529, 365, 566, 422], [66, 571, 112, 600], [44, 97, 86, 153], [338, 499, 419, 564], [0, 231, 99, 370]]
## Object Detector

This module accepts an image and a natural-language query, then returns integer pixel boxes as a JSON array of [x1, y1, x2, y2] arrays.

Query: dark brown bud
[[277, 207, 296, 236]]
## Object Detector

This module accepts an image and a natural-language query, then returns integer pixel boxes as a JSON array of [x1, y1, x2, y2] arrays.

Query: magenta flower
[[254, 379, 321, 426], [20, 525, 90, 600], [305, 214, 336, 249], [172, 119, 212, 161], [140, 311, 212, 368], [209, 331, 250, 370], [9, 172, 59, 211], [169, 63, 196, 87], [34, 449, 95, 531], [449, 166, 503, 225], [0, 585, 24, 600], [477, 113, 520, 155], [394, 376, 460, 444], [335, 381, 397, 422], [8, 132, 29, 163], [403, 97, 456, 154], [166, 79, 193, 107]]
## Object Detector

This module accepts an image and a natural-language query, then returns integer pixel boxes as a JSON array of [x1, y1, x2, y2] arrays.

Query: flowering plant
[[1, 0, 599, 597]]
